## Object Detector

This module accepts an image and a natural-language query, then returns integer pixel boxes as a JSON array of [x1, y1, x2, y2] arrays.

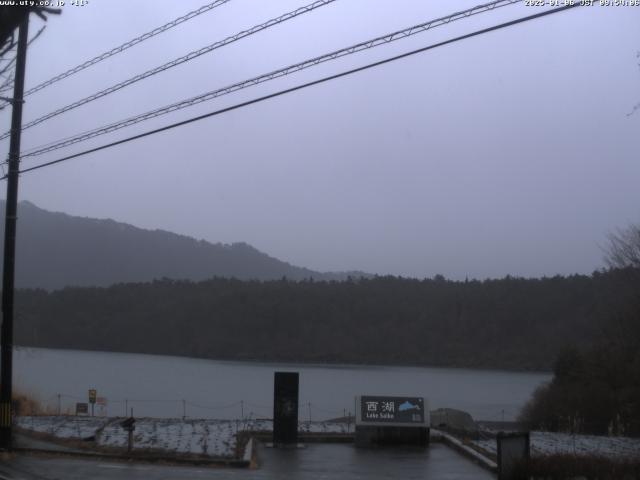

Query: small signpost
[[88, 389, 97, 417], [120, 415, 136, 453], [96, 397, 107, 417], [75, 402, 88, 416], [355, 395, 430, 447]]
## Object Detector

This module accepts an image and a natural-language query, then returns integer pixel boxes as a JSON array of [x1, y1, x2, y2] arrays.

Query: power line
[[0, 34, 15, 58], [0, 0, 337, 141], [18, 0, 522, 160], [0, 54, 17, 80], [6, 3, 582, 180], [22, 0, 232, 98]]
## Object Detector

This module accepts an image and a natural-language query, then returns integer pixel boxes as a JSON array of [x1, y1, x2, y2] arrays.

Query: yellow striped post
[[0, 402, 11, 428]]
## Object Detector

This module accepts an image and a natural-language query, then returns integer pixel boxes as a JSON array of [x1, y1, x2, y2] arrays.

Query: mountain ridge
[[0, 200, 370, 290]]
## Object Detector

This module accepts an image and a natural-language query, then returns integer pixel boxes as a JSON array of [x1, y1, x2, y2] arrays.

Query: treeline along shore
[[13, 269, 637, 372]]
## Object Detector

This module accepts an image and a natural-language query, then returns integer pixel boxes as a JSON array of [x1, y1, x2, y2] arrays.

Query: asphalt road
[[0, 443, 495, 479]]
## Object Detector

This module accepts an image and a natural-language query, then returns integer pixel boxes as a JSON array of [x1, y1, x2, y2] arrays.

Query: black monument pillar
[[273, 371, 299, 446]]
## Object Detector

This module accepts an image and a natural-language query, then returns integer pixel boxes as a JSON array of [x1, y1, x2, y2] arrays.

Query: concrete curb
[[242, 438, 253, 463], [13, 446, 250, 468], [431, 429, 497, 473]]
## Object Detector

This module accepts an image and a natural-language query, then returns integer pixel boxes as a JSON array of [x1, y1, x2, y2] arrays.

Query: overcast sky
[[1, 0, 639, 279]]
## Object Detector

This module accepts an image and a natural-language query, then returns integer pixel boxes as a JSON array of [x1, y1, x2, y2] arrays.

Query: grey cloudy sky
[[1, 0, 639, 279]]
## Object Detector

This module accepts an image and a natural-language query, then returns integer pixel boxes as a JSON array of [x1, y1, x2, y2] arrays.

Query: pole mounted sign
[[88, 389, 97, 417]]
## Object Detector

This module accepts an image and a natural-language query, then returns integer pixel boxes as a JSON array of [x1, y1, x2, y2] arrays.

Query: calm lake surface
[[14, 347, 550, 421]]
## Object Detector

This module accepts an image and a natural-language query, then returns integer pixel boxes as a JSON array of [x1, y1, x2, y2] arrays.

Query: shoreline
[[14, 345, 552, 375]]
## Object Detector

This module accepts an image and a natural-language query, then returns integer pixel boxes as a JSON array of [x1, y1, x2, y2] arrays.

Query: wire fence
[[19, 398, 640, 459], [21, 403, 640, 460], [471, 429, 640, 461], [41, 395, 523, 426], [37, 393, 355, 424]]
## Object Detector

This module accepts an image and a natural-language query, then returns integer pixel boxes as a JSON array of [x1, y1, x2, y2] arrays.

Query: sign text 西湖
[[359, 396, 425, 424]]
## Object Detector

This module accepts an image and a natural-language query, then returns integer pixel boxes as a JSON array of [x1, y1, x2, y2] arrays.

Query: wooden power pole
[[0, 13, 29, 451]]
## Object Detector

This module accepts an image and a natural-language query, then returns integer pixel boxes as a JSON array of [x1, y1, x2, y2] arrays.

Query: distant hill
[[0, 201, 368, 290]]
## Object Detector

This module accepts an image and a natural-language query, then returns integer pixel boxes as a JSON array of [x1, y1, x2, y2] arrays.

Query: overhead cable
[[23, 0, 232, 97], [7, 3, 582, 179], [0, 0, 337, 141], [19, 0, 522, 159]]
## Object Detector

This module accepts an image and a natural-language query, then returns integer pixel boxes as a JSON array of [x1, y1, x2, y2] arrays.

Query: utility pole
[[0, 14, 29, 451]]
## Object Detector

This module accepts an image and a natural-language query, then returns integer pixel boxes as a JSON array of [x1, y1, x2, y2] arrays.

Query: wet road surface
[[0, 443, 495, 479]]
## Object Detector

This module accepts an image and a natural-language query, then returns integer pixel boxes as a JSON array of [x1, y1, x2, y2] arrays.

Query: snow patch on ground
[[16, 416, 350, 459], [473, 431, 640, 460], [98, 418, 238, 457], [15, 415, 106, 440]]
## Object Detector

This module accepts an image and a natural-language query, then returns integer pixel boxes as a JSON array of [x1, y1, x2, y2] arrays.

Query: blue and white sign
[[356, 395, 429, 427]]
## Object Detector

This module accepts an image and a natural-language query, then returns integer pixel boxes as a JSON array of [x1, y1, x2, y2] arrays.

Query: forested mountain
[[519, 259, 640, 436], [0, 201, 366, 289], [14, 270, 636, 371]]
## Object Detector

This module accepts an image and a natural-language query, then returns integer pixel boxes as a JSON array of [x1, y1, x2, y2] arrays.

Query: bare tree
[[629, 51, 640, 117], [605, 223, 640, 269]]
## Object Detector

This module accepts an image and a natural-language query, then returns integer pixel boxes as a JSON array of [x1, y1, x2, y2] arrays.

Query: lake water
[[13, 347, 550, 421]]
